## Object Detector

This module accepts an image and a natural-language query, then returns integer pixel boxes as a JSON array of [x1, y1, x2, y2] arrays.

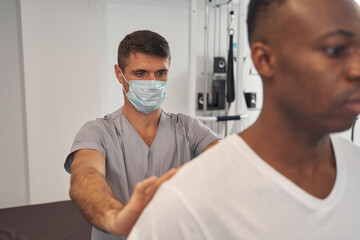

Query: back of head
[[247, 0, 286, 46], [117, 30, 171, 72]]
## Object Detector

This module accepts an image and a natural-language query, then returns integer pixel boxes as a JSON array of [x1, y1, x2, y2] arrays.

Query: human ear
[[114, 64, 124, 84], [251, 42, 275, 78]]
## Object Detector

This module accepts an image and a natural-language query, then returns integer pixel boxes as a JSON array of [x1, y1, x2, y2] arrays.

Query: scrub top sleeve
[[64, 120, 108, 173], [186, 116, 220, 157]]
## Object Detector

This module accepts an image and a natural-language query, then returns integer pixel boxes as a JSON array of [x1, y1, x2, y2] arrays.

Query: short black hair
[[117, 30, 171, 72], [247, 0, 286, 46]]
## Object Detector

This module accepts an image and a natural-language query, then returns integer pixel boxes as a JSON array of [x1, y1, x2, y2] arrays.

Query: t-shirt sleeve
[[128, 183, 207, 240], [185, 115, 220, 157], [64, 119, 107, 173]]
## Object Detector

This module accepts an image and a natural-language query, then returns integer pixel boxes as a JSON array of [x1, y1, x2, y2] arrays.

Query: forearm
[[70, 165, 177, 236], [69, 167, 124, 234]]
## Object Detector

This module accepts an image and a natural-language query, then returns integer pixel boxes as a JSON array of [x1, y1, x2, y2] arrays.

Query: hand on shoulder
[[110, 168, 178, 236]]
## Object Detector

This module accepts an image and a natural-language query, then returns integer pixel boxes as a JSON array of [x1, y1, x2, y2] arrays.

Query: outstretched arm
[[69, 149, 177, 236]]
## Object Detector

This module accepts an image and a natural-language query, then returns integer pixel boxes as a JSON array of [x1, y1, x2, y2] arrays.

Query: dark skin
[[241, 0, 360, 199]]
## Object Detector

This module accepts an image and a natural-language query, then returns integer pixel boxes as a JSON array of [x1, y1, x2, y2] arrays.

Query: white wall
[[1, 0, 190, 208], [101, 0, 190, 116], [16, 0, 189, 206], [0, 0, 29, 209], [20, 0, 102, 205]]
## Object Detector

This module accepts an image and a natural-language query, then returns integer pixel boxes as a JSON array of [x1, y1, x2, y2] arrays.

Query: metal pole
[[203, 0, 210, 115], [188, 0, 198, 117]]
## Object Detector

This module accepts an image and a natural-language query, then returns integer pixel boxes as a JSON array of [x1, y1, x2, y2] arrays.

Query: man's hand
[[110, 168, 178, 236]]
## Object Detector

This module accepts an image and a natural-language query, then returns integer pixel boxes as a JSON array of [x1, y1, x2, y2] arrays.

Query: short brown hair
[[117, 30, 171, 72]]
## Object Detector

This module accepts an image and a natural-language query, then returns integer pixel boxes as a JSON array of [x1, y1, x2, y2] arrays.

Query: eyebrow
[[131, 68, 169, 72], [131, 69, 147, 73], [320, 29, 355, 39], [156, 69, 168, 72], [131, 69, 168, 74]]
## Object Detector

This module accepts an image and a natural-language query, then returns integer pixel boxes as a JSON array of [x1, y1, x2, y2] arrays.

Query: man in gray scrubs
[[64, 30, 220, 240]]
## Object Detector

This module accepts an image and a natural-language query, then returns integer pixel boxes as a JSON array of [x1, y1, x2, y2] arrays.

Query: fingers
[[134, 176, 157, 194], [133, 168, 178, 199], [144, 168, 178, 196], [155, 168, 177, 188]]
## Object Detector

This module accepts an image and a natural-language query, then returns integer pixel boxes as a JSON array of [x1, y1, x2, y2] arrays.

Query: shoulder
[[130, 136, 247, 235], [129, 181, 208, 240], [161, 110, 207, 129], [160, 110, 220, 145], [77, 108, 124, 136], [104, 107, 124, 121], [170, 135, 246, 188], [161, 110, 194, 123], [79, 118, 109, 135], [129, 135, 253, 239]]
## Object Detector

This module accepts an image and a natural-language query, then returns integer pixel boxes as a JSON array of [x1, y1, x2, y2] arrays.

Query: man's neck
[[239, 109, 336, 199], [123, 104, 161, 127], [122, 103, 161, 147]]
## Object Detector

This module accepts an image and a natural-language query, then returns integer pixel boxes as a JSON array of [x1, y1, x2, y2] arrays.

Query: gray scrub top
[[64, 107, 219, 240]]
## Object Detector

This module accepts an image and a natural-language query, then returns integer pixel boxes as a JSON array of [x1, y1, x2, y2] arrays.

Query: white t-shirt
[[129, 134, 360, 240]]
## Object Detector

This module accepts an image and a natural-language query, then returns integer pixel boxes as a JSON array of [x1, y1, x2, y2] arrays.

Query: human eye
[[133, 71, 145, 78], [322, 45, 349, 58], [156, 70, 168, 78]]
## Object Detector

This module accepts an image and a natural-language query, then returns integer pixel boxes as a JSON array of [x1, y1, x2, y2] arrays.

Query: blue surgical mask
[[120, 70, 167, 114]]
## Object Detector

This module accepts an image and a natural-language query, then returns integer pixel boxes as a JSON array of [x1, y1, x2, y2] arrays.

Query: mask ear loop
[[119, 68, 129, 95]]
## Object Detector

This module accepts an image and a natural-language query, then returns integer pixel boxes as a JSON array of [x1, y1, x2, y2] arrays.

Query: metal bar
[[188, 0, 198, 116]]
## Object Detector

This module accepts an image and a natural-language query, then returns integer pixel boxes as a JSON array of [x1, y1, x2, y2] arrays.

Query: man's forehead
[[271, 0, 360, 42], [128, 52, 169, 63], [288, 0, 359, 22], [124, 52, 170, 71]]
